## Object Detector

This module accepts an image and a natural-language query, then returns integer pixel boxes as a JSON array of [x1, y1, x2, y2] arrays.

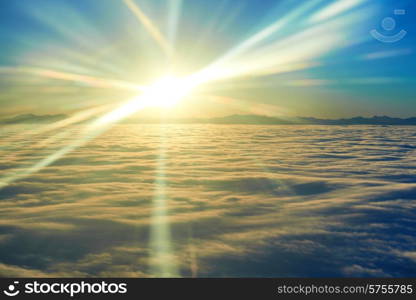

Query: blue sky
[[0, 0, 415, 118]]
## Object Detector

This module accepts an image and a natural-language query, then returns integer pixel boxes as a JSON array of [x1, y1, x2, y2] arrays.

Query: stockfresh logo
[[3, 281, 20, 297]]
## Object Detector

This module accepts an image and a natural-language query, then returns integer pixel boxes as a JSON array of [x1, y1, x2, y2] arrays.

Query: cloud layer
[[0, 124, 415, 277]]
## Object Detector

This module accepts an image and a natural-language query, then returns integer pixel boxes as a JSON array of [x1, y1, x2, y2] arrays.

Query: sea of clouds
[[0, 124, 415, 277]]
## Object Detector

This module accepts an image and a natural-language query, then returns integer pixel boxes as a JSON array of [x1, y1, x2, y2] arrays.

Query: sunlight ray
[[0, 76, 196, 189], [149, 134, 178, 277], [123, 0, 173, 57], [309, 0, 366, 23], [167, 0, 183, 47], [190, 4, 374, 84], [199, 0, 324, 73], [0, 67, 146, 92], [0, 105, 113, 163]]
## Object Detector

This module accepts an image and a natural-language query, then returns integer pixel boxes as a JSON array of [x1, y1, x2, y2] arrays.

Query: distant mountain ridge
[[295, 115, 416, 125], [135, 114, 416, 125], [2, 113, 416, 125], [0, 113, 67, 124]]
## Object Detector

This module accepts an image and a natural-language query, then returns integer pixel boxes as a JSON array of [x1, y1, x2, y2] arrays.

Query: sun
[[143, 75, 196, 108], [92, 74, 199, 127]]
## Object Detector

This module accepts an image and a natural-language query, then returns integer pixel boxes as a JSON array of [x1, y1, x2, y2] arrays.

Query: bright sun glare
[[144, 76, 196, 108], [90, 75, 198, 128]]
